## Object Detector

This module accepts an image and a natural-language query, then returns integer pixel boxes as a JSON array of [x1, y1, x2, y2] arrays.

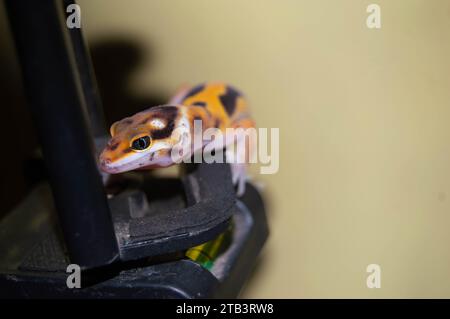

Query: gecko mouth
[[99, 154, 138, 174], [99, 159, 124, 174], [100, 161, 143, 174], [99, 152, 163, 174]]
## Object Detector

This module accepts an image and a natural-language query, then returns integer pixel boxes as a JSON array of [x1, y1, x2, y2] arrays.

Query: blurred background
[[2, 0, 450, 298]]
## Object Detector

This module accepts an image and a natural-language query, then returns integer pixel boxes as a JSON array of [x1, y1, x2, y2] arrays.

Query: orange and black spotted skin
[[180, 82, 255, 133], [99, 82, 255, 176]]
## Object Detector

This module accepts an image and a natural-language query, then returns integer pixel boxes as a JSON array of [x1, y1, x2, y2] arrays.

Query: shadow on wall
[[89, 37, 168, 127]]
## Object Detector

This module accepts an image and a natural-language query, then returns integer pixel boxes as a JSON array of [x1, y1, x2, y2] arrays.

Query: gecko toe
[[231, 163, 248, 197]]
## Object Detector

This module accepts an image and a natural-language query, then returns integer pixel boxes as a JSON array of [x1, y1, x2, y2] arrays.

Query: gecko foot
[[230, 163, 249, 197]]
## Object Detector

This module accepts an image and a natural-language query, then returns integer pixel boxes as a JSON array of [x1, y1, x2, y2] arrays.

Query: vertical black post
[[6, 0, 119, 269], [64, 0, 107, 138]]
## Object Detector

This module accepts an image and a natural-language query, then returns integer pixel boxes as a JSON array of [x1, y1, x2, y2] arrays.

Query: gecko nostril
[[101, 158, 111, 166]]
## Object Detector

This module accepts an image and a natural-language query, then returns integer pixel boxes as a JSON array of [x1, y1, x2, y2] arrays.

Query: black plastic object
[[64, 0, 108, 138], [111, 162, 236, 261], [5, 0, 119, 270], [0, 182, 268, 298], [9, 161, 237, 265]]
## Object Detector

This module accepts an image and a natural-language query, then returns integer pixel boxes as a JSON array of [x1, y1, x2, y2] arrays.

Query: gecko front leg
[[226, 118, 256, 197]]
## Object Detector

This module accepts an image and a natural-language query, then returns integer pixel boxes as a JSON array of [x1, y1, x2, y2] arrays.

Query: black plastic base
[[0, 178, 268, 298]]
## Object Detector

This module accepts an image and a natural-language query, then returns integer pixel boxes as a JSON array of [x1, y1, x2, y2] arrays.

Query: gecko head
[[99, 105, 187, 174]]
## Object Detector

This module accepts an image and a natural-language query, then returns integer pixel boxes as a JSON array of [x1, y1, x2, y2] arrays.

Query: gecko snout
[[99, 154, 112, 170], [100, 158, 111, 166]]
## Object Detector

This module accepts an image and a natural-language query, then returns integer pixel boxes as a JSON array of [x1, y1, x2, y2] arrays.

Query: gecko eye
[[131, 135, 151, 151]]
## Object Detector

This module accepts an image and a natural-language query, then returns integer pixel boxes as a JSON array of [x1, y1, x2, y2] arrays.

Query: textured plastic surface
[[0, 182, 268, 298], [109, 162, 236, 261]]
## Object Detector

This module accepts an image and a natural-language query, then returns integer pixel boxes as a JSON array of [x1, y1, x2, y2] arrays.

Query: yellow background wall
[[77, 0, 450, 298]]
